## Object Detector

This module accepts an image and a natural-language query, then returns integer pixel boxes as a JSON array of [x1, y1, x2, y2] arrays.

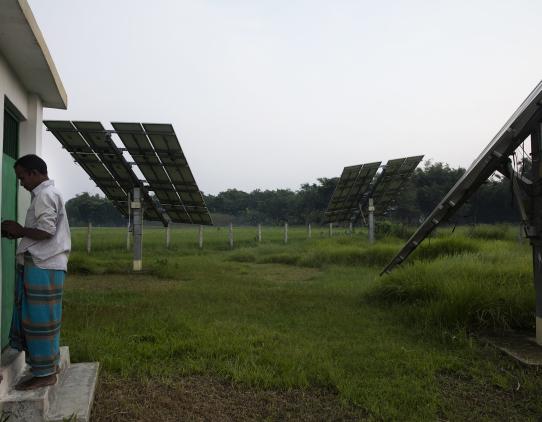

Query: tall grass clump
[[366, 251, 534, 333], [466, 224, 515, 241], [375, 221, 415, 239], [413, 237, 479, 261], [298, 244, 397, 268]]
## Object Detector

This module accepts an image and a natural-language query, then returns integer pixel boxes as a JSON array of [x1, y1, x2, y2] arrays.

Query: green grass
[[63, 224, 542, 420]]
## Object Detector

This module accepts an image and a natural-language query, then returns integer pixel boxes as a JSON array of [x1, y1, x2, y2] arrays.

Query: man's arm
[[1, 220, 52, 240]]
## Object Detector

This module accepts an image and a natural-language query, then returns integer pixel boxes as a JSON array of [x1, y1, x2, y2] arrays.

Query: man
[[1, 154, 71, 390]]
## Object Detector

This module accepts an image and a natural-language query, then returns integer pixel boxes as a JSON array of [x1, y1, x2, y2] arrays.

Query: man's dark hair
[[14, 154, 48, 175]]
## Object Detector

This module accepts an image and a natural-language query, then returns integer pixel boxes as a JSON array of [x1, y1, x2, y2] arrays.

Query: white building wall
[[0, 51, 45, 344], [0, 53, 44, 222]]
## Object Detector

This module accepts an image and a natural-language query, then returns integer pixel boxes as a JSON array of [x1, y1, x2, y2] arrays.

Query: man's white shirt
[[16, 180, 71, 271]]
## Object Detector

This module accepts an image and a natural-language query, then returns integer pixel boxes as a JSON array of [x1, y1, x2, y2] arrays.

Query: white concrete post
[[229, 223, 234, 249], [284, 222, 288, 244], [308, 223, 312, 239], [198, 225, 204, 249], [126, 224, 131, 251], [132, 187, 143, 271], [257, 224, 262, 243], [329, 222, 333, 237], [126, 192, 131, 251], [166, 224, 171, 249], [86, 222, 92, 254], [368, 198, 375, 245]]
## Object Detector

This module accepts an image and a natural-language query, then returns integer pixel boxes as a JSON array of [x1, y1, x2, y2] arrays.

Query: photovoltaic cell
[[325, 162, 381, 223]]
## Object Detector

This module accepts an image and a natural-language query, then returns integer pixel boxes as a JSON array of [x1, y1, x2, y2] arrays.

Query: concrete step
[[0, 347, 71, 422], [0, 348, 26, 398], [46, 362, 99, 422]]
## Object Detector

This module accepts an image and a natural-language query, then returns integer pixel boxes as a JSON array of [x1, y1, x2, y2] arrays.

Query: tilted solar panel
[[43, 121, 128, 216], [325, 161, 381, 223], [46, 120, 212, 226], [72, 121, 136, 194], [366, 155, 423, 216], [111, 123, 179, 206]]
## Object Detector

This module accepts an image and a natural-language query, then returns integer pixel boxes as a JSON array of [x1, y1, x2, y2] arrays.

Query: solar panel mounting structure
[[360, 155, 423, 243], [380, 80, 542, 345], [325, 157, 422, 243], [44, 120, 212, 271]]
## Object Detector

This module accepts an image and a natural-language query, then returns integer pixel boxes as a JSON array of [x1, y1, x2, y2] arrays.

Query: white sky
[[28, 0, 542, 199]]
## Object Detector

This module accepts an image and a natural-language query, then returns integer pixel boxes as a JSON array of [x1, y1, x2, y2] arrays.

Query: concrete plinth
[[0, 346, 99, 421]]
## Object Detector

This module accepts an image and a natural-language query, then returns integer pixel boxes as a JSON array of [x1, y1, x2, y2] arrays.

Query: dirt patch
[[92, 375, 367, 421], [436, 367, 541, 420]]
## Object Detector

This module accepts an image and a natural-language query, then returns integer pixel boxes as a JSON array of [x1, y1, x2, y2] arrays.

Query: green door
[[2, 110, 18, 349]]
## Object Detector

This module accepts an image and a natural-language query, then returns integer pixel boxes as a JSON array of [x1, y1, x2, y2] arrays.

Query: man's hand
[[1, 220, 24, 239]]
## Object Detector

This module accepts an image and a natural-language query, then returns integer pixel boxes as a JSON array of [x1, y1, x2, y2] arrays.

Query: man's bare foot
[[15, 374, 56, 391]]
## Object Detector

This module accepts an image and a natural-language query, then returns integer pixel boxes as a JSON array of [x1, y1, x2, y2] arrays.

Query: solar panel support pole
[[132, 187, 143, 271], [166, 224, 171, 249], [257, 224, 262, 243], [368, 198, 375, 244], [86, 222, 92, 254], [126, 192, 131, 251], [229, 223, 234, 249], [284, 222, 288, 244], [530, 124, 542, 345], [198, 225, 203, 249], [308, 223, 312, 239]]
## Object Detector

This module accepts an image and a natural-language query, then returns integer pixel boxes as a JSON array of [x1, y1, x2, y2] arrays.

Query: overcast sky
[[28, 0, 542, 199]]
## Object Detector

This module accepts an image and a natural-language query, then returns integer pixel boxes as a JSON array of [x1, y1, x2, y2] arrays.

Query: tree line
[[65, 161, 519, 227]]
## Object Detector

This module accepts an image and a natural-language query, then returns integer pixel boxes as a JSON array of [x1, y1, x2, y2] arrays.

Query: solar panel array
[[44, 120, 212, 226], [325, 156, 423, 224], [325, 162, 381, 223], [365, 155, 424, 216]]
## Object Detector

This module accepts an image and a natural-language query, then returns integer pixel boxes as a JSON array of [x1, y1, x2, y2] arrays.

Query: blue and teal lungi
[[9, 257, 64, 377]]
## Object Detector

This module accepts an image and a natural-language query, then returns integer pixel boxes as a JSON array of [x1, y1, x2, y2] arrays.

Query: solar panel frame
[[325, 161, 381, 223]]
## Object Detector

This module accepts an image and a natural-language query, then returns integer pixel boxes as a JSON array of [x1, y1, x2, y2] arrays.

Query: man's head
[[14, 154, 49, 192]]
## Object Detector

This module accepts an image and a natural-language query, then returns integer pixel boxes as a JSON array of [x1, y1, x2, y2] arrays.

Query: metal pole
[[368, 198, 375, 244], [126, 192, 131, 251], [530, 123, 542, 345], [257, 224, 262, 243], [284, 222, 288, 244], [166, 224, 171, 249], [229, 223, 234, 249], [198, 225, 203, 249], [308, 223, 312, 239], [132, 187, 143, 271], [329, 222, 333, 237], [349, 222, 353, 236], [86, 222, 92, 254]]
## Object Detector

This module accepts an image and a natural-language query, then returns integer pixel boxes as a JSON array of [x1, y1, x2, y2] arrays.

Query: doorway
[[2, 108, 18, 349]]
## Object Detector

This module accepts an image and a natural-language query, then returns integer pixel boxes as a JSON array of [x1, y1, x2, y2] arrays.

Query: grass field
[[63, 224, 542, 421]]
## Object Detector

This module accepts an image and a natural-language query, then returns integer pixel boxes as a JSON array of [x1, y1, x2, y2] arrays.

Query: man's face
[[14, 165, 42, 192]]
